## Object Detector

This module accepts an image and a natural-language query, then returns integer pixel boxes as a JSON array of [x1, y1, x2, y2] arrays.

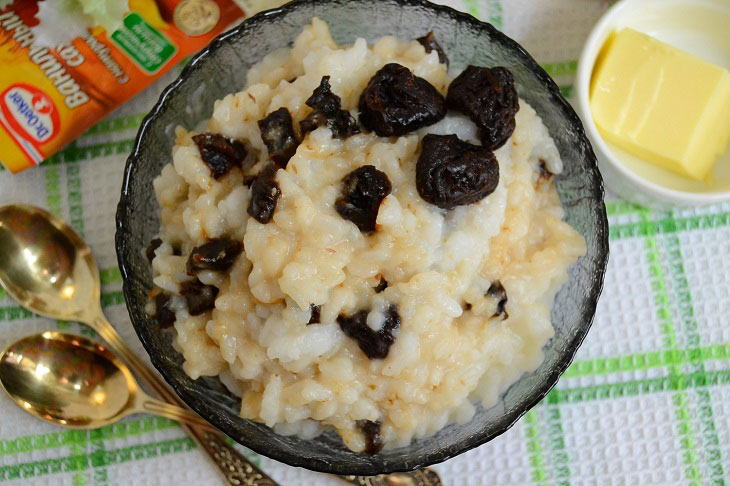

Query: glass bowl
[[116, 0, 609, 475]]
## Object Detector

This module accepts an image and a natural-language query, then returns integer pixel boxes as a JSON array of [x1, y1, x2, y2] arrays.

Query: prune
[[337, 305, 400, 360], [192, 133, 247, 179], [416, 134, 499, 209], [537, 159, 553, 185], [374, 276, 388, 293], [180, 279, 219, 316], [154, 293, 176, 328], [186, 239, 243, 275], [258, 107, 299, 168], [335, 165, 392, 233], [330, 111, 361, 138], [446, 66, 519, 150], [486, 280, 508, 320], [359, 63, 446, 137], [304, 76, 341, 115], [300, 76, 360, 139], [357, 420, 383, 455], [146, 238, 162, 262], [299, 110, 326, 134], [417, 31, 448, 66], [242, 174, 257, 187], [307, 304, 321, 325], [247, 164, 281, 224]]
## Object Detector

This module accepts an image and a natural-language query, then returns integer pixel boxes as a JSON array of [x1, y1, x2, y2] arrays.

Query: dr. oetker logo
[[0, 83, 60, 163]]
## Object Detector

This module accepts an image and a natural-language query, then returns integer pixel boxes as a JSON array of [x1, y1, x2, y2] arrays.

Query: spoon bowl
[[0, 205, 99, 322], [0, 332, 215, 430], [0, 332, 134, 427]]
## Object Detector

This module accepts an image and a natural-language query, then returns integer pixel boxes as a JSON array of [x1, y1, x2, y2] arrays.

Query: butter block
[[590, 28, 730, 181]]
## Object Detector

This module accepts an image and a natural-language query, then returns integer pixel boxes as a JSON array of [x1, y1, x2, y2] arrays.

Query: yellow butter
[[590, 28, 730, 181]]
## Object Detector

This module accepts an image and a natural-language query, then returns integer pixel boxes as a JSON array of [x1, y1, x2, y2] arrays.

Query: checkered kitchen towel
[[2, 1, 730, 484]]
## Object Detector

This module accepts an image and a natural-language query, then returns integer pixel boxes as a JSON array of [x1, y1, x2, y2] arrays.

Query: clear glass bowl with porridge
[[145, 18, 586, 454]]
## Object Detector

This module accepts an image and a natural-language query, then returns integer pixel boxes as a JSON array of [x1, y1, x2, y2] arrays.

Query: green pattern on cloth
[[81, 114, 147, 139], [640, 210, 702, 483], [0, 439, 196, 482], [524, 410, 549, 485], [1, 0, 730, 484]]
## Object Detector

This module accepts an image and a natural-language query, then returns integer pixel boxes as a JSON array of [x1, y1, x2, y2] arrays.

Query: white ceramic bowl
[[575, 0, 730, 208]]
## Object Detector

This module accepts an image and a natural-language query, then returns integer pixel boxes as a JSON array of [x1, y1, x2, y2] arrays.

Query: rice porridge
[[148, 18, 586, 453]]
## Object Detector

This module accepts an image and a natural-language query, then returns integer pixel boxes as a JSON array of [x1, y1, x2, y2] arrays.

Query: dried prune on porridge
[[258, 107, 300, 168], [154, 292, 176, 328], [242, 174, 257, 187], [417, 31, 448, 66], [146, 238, 162, 262], [300, 76, 360, 139], [180, 279, 219, 316], [446, 66, 519, 150], [416, 134, 499, 209], [329, 110, 361, 139], [335, 165, 392, 233], [299, 110, 327, 135], [357, 420, 383, 455], [359, 63, 446, 137], [486, 280, 509, 320], [537, 158, 554, 185], [307, 304, 321, 325], [186, 239, 243, 275], [247, 164, 281, 224], [374, 276, 388, 293], [304, 76, 341, 116], [337, 305, 400, 360], [192, 133, 247, 179]]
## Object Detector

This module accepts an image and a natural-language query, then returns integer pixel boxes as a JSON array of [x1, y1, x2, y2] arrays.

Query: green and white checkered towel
[[2, 1, 729, 484]]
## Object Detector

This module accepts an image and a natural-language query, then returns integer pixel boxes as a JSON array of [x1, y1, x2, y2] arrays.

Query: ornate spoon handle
[[196, 430, 278, 486], [340, 468, 442, 486]]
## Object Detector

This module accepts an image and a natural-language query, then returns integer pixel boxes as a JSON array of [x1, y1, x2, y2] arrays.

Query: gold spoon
[[0, 204, 441, 486], [0, 204, 277, 485], [0, 332, 221, 431]]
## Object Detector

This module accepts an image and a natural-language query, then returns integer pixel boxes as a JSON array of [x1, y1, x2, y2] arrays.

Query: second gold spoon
[[0, 332, 220, 431]]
